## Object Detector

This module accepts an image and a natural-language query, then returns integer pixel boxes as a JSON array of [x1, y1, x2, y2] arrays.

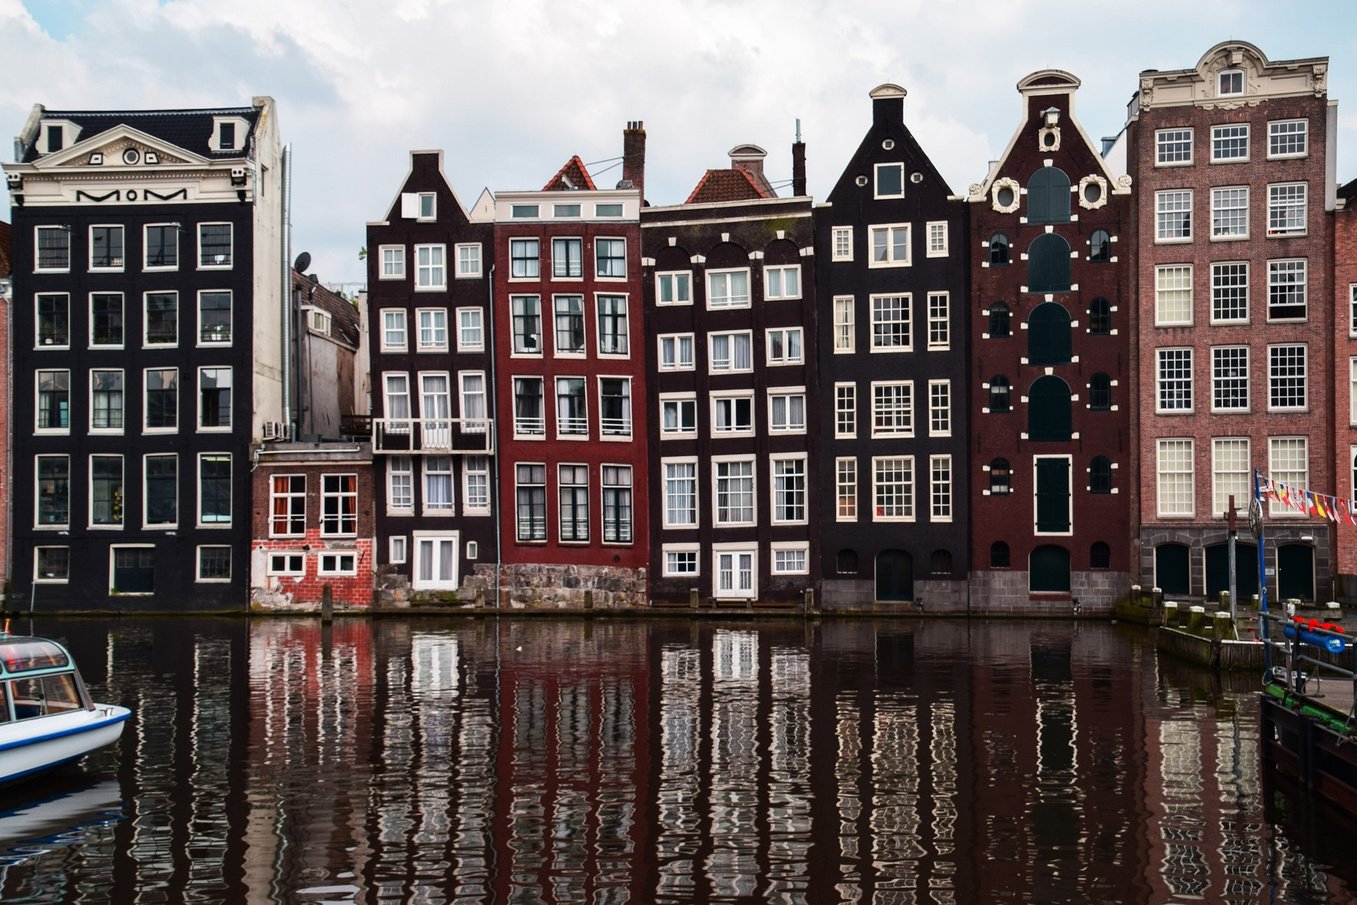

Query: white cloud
[[4, 0, 1355, 288]]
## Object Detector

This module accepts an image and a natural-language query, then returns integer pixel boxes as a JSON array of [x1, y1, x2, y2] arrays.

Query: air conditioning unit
[[262, 421, 286, 441]]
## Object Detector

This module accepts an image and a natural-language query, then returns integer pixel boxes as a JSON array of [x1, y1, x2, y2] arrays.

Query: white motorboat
[[0, 634, 131, 786]]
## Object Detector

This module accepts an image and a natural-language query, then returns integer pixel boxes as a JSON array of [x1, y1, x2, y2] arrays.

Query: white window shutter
[[400, 193, 419, 219]]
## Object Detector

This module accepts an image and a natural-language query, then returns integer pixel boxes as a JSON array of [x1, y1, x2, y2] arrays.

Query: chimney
[[621, 120, 646, 200], [870, 83, 907, 127], [792, 123, 807, 198]]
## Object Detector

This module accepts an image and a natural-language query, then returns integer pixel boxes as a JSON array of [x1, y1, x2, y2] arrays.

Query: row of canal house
[[2, 41, 1347, 613]]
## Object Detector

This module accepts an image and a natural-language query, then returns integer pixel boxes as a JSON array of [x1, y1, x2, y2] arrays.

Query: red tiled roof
[[684, 168, 774, 205], [543, 155, 597, 192], [293, 269, 361, 347]]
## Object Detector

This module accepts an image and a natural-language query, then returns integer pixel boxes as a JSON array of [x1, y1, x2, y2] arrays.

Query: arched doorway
[[876, 549, 914, 602], [1277, 543, 1315, 601], [1204, 543, 1258, 602], [1155, 543, 1190, 596]]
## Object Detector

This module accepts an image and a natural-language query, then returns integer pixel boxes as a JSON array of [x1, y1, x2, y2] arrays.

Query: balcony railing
[[600, 416, 632, 437], [373, 417, 494, 455], [514, 416, 546, 437]]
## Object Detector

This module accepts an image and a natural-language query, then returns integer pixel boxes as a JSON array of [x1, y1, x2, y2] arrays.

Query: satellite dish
[[293, 251, 311, 273]]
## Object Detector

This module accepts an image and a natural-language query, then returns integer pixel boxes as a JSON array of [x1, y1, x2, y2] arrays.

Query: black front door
[[876, 550, 913, 602], [1277, 543, 1314, 601]]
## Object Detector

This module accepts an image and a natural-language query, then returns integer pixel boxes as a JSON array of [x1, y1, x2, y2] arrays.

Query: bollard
[[321, 585, 333, 623], [583, 589, 594, 611], [1163, 600, 1178, 627], [1218, 591, 1230, 612], [1213, 610, 1234, 642], [1250, 593, 1261, 614], [803, 588, 814, 613], [1187, 605, 1205, 634], [689, 587, 699, 609], [1130, 584, 1142, 607]]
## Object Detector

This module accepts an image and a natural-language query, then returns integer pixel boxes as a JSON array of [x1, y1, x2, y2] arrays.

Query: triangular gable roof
[[684, 167, 774, 205], [26, 123, 212, 170], [543, 156, 597, 192], [370, 150, 472, 226], [967, 69, 1130, 202], [21, 107, 258, 163]]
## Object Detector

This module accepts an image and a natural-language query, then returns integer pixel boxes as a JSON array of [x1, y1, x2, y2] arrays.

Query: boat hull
[[0, 706, 132, 785]]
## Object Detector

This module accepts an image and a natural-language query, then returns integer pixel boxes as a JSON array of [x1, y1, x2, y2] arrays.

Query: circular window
[[997, 186, 1015, 207], [121, 148, 140, 165], [882, 139, 895, 150], [855, 175, 869, 187], [1083, 182, 1103, 204], [910, 172, 923, 184]]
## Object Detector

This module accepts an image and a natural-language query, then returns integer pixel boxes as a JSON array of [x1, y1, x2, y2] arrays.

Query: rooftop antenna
[[795, 118, 802, 142]]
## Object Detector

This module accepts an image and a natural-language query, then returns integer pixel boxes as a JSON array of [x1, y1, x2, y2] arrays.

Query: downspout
[[487, 263, 501, 608], [281, 144, 292, 437]]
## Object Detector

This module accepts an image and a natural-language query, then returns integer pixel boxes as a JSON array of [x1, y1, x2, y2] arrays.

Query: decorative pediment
[[31, 124, 210, 171]]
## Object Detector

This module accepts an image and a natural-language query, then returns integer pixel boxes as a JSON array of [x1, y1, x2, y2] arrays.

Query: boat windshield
[[0, 640, 70, 675], [9, 674, 85, 720]]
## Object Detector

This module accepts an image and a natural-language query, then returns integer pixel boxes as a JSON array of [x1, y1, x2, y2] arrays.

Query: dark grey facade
[[813, 85, 970, 610]]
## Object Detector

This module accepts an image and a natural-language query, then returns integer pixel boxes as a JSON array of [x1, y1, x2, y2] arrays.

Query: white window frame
[[926, 221, 948, 257], [197, 452, 232, 528], [831, 226, 853, 262], [379, 245, 405, 280], [33, 546, 71, 584], [834, 382, 856, 439], [142, 453, 178, 529], [387, 456, 414, 514], [595, 294, 629, 357], [868, 223, 911, 268], [423, 456, 456, 515], [928, 379, 951, 437], [1218, 69, 1245, 97], [763, 264, 801, 300], [1155, 128, 1193, 166], [389, 536, 408, 564], [267, 552, 306, 577], [659, 392, 698, 438], [711, 391, 755, 437], [926, 292, 950, 350], [1156, 439, 1195, 518], [1211, 345, 1250, 413], [1155, 189, 1193, 242], [1210, 261, 1248, 324], [929, 454, 953, 523], [411, 532, 460, 590], [416, 307, 449, 352], [1211, 123, 1249, 163], [871, 455, 915, 523], [88, 453, 125, 529], [143, 290, 179, 348], [34, 368, 70, 435], [708, 330, 753, 373], [835, 457, 858, 522], [1210, 185, 1249, 240], [143, 367, 179, 434], [1267, 182, 1307, 237], [870, 380, 914, 438], [89, 368, 124, 435], [765, 326, 803, 366], [658, 333, 695, 371], [1154, 264, 1193, 326], [381, 309, 408, 352], [833, 296, 855, 354], [456, 307, 484, 352], [1155, 347, 1194, 413], [509, 237, 540, 280], [767, 387, 807, 435], [595, 237, 627, 279], [1267, 343, 1308, 412], [770, 454, 808, 525], [88, 292, 123, 349], [1211, 437, 1251, 519], [656, 270, 692, 306], [662, 458, 699, 529], [1267, 258, 1308, 321], [1268, 119, 1308, 159], [1268, 436, 1309, 518], [269, 473, 306, 538], [455, 242, 482, 279], [463, 456, 491, 515], [706, 268, 751, 309], [88, 224, 124, 272], [662, 544, 701, 577], [34, 225, 71, 273], [874, 162, 905, 199], [870, 293, 912, 351], [712, 457, 757, 528], [770, 543, 810, 576], [198, 222, 233, 269], [712, 545, 757, 600], [414, 243, 447, 291]]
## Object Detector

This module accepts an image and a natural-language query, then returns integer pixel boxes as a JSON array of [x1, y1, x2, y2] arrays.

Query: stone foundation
[[457, 562, 648, 610]]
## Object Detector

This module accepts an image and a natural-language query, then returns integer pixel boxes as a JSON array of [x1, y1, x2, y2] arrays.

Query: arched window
[[1089, 373, 1112, 410], [989, 302, 1011, 338], [1027, 233, 1072, 292], [1090, 542, 1111, 569], [1088, 297, 1112, 335], [1030, 545, 1071, 593], [1028, 375, 1072, 441], [1089, 456, 1113, 494], [836, 549, 859, 575], [989, 377, 1012, 413], [989, 233, 1010, 265], [1089, 229, 1111, 262], [1027, 167, 1071, 224], [930, 549, 952, 575], [990, 541, 1011, 568], [989, 458, 1011, 494], [1028, 302, 1072, 364]]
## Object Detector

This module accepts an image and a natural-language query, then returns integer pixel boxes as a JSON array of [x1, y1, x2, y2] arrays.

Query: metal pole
[[1227, 494, 1237, 623], [1255, 469, 1271, 673]]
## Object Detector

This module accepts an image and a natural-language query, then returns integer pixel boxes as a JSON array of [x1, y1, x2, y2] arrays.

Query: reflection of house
[[967, 72, 1133, 612], [1127, 42, 1335, 603], [814, 85, 969, 611], [2, 99, 284, 610], [642, 140, 817, 605], [484, 127, 649, 607]]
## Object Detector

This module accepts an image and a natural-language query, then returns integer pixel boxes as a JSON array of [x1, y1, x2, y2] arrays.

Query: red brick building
[[966, 71, 1134, 613], [487, 129, 650, 606], [249, 442, 376, 610], [0, 219, 10, 588], [1335, 178, 1357, 596], [1127, 42, 1335, 602]]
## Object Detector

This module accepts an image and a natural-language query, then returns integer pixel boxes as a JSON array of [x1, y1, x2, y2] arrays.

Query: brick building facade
[[1335, 178, 1357, 595]]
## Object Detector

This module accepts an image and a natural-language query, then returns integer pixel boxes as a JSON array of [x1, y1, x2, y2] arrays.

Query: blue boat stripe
[[0, 711, 131, 753]]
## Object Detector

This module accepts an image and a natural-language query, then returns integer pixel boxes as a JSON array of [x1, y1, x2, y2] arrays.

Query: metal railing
[[1261, 607, 1357, 730], [372, 417, 494, 455]]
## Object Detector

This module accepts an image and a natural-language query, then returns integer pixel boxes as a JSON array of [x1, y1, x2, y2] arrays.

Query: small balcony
[[373, 417, 494, 455]]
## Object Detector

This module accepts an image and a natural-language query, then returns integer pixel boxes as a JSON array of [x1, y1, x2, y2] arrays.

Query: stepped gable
[[542, 155, 597, 191]]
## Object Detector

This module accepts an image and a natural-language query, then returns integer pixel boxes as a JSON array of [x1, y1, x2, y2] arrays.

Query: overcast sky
[[3, 0, 1354, 290]]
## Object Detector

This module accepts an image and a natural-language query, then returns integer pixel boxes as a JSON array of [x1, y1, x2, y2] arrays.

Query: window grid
[[414, 244, 446, 289], [1156, 190, 1192, 241], [1155, 265, 1193, 325], [1268, 344, 1307, 411], [1157, 439, 1194, 517], [516, 463, 547, 542], [1211, 346, 1249, 412], [927, 222, 948, 257], [927, 292, 949, 350], [663, 461, 697, 527], [772, 457, 806, 524], [833, 297, 855, 353], [321, 474, 358, 536], [1269, 437, 1308, 518], [872, 382, 914, 437], [1268, 259, 1307, 320], [1211, 123, 1249, 162], [835, 383, 856, 438], [1269, 120, 1307, 158], [558, 464, 589, 542], [930, 455, 952, 522], [1267, 183, 1307, 236], [714, 460, 755, 526], [1156, 128, 1193, 165], [602, 465, 632, 543], [1211, 186, 1248, 239], [836, 457, 857, 521], [1212, 438, 1251, 519], [1210, 262, 1248, 323], [870, 294, 911, 350], [1156, 348, 1193, 412], [872, 456, 915, 522], [831, 226, 853, 262], [929, 380, 951, 437]]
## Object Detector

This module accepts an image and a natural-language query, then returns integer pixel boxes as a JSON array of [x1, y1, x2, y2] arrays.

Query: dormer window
[[218, 121, 236, 150], [1218, 69, 1244, 96], [210, 116, 248, 153], [45, 124, 63, 153]]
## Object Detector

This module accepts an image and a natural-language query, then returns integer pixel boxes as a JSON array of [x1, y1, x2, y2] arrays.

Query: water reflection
[[0, 618, 1352, 903]]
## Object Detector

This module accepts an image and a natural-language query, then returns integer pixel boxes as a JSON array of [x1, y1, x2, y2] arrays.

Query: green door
[[876, 550, 914, 602], [1035, 458, 1070, 532], [1204, 544, 1258, 602], [1155, 544, 1190, 596], [1030, 545, 1071, 593], [1277, 543, 1314, 601]]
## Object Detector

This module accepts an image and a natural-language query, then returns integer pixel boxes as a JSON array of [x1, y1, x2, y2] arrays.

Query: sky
[[3, 0, 1355, 292]]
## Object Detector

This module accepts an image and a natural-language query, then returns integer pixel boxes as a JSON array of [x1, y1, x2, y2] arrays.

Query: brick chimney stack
[[792, 119, 807, 197], [621, 120, 646, 201]]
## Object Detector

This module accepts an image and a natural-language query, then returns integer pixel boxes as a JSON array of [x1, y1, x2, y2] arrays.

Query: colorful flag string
[[1258, 475, 1357, 527]]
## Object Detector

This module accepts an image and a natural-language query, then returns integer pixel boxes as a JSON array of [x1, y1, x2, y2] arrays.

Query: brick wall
[[1334, 201, 1357, 590], [250, 533, 375, 610], [0, 287, 8, 587]]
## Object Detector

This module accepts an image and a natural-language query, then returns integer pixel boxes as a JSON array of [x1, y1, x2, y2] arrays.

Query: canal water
[[1, 617, 1354, 904]]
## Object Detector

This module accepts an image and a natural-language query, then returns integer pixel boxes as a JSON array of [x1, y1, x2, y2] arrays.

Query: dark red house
[[966, 71, 1133, 613]]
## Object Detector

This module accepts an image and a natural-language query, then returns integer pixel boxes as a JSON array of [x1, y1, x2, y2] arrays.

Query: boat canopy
[[0, 638, 72, 676]]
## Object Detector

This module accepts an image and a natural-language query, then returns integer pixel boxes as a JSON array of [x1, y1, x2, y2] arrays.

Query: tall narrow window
[[1157, 439, 1194, 517], [1268, 259, 1307, 320], [423, 457, 454, 513], [90, 293, 123, 347], [553, 295, 585, 354], [558, 465, 590, 542], [595, 238, 626, 278], [199, 223, 233, 267], [145, 368, 179, 430], [833, 297, 855, 353], [1155, 190, 1192, 242], [90, 455, 124, 526], [835, 383, 856, 438], [1026, 167, 1071, 224], [927, 292, 949, 350], [1027, 234, 1071, 292], [145, 291, 178, 346], [1088, 297, 1112, 335], [144, 455, 178, 527], [198, 454, 232, 525], [90, 225, 124, 270], [198, 367, 233, 429], [35, 369, 70, 432], [90, 369, 124, 431], [36, 455, 70, 527], [556, 377, 587, 435], [414, 244, 446, 289], [836, 458, 857, 521], [512, 296, 542, 353], [271, 475, 306, 536], [599, 378, 632, 436], [516, 464, 547, 541], [602, 466, 632, 543], [198, 291, 232, 345], [321, 474, 358, 536], [510, 238, 540, 279], [596, 295, 628, 355], [552, 237, 582, 278], [36, 293, 70, 347]]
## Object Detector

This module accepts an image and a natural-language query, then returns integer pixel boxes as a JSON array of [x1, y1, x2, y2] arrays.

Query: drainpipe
[[281, 144, 292, 437]]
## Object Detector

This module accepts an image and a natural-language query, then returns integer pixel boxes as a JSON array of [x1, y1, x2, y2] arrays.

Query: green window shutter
[[1030, 545, 1071, 592], [1028, 302, 1072, 364], [1028, 376, 1072, 441], [1027, 168, 1070, 224], [1027, 233, 1071, 292]]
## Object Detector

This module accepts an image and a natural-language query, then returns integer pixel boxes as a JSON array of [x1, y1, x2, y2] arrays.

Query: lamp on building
[[1042, 107, 1060, 127]]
